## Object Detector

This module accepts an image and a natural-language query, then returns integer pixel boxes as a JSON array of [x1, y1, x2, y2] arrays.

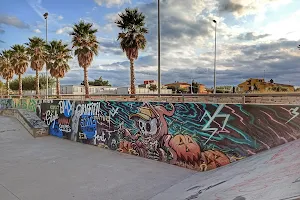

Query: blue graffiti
[[49, 120, 63, 138], [80, 115, 96, 139], [63, 100, 72, 117]]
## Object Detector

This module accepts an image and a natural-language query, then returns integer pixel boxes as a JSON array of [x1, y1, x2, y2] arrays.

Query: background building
[[238, 78, 294, 93]]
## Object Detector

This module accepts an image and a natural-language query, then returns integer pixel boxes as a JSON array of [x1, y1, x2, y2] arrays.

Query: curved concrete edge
[[0, 109, 48, 138], [148, 139, 300, 200]]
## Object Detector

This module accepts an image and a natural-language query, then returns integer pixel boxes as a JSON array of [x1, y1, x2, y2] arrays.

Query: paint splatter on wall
[[36, 100, 300, 171]]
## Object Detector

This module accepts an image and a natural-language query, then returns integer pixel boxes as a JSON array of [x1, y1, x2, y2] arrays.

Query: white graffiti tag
[[286, 107, 299, 124], [200, 104, 230, 145]]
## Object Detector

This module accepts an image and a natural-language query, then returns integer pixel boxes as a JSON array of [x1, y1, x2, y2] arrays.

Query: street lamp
[[213, 19, 217, 94], [157, 0, 161, 97], [43, 12, 48, 99]]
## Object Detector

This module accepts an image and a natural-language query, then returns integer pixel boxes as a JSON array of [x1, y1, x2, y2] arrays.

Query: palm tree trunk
[[130, 59, 136, 96], [35, 70, 39, 97], [6, 79, 9, 96], [56, 77, 60, 98], [18, 74, 22, 98], [83, 66, 89, 98]]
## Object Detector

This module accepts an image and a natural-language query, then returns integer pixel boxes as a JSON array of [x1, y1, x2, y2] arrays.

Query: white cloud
[[0, 15, 29, 29], [56, 26, 72, 35], [57, 15, 63, 20], [33, 28, 41, 33], [94, 0, 131, 8], [218, 0, 293, 18]]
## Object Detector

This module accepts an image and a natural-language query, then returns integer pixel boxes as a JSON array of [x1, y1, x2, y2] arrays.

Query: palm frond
[[45, 40, 72, 78], [70, 20, 99, 68], [116, 8, 148, 60]]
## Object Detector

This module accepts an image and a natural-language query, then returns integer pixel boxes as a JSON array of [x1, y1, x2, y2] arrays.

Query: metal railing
[[1, 92, 300, 104]]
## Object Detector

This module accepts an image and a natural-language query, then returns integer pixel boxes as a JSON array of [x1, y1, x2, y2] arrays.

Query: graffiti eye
[[179, 137, 184, 145], [139, 121, 143, 128], [146, 122, 151, 132], [188, 137, 193, 143]]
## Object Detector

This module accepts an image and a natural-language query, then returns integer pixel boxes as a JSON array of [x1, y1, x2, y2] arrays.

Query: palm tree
[[70, 21, 99, 98], [11, 44, 29, 97], [0, 50, 15, 96], [116, 8, 148, 95], [26, 37, 47, 96], [45, 40, 72, 98]]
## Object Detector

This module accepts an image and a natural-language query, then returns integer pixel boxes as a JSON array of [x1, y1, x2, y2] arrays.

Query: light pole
[[157, 0, 161, 97], [213, 19, 217, 94], [43, 12, 48, 99]]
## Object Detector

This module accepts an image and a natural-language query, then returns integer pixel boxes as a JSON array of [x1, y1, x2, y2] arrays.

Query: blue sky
[[0, 0, 300, 87]]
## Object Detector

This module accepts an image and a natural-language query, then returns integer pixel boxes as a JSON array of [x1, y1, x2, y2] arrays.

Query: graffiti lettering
[[78, 132, 87, 140], [59, 100, 73, 117], [44, 110, 58, 126], [80, 115, 96, 139], [286, 107, 299, 124]]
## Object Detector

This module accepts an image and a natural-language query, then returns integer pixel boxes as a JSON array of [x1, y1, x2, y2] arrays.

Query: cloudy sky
[[0, 0, 300, 87]]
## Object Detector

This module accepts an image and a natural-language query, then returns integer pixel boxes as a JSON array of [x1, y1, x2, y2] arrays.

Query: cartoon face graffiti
[[169, 134, 201, 164], [137, 118, 158, 137], [130, 107, 159, 138]]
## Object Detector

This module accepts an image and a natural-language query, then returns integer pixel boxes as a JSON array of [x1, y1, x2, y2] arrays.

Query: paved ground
[[1, 115, 300, 200]]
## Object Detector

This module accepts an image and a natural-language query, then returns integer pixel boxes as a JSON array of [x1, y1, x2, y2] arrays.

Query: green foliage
[[192, 81, 200, 93], [45, 40, 72, 78], [116, 8, 148, 60], [25, 37, 47, 71], [9, 75, 55, 90], [81, 76, 111, 86], [148, 84, 157, 91], [177, 87, 188, 93], [70, 20, 99, 67], [267, 86, 289, 92]]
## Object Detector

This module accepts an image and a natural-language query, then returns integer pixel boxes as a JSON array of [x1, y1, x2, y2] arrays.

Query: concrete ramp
[[0, 114, 299, 200], [0, 109, 48, 137], [150, 139, 300, 200]]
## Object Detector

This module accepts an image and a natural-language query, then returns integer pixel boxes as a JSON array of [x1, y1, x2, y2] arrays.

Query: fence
[[1, 92, 300, 104]]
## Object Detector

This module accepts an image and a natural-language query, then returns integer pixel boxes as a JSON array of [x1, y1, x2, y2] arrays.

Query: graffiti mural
[[12, 98, 37, 112], [40, 100, 300, 171], [0, 99, 13, 110]]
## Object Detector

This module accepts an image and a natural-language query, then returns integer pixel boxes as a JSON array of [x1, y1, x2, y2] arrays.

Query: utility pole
[[157, 0, 161, 97], [44, 12, 48, 99], [213, 20, 217, 94]]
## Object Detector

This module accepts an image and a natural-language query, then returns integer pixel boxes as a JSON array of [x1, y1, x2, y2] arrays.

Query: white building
[[116, 87, 172, 95], [60, 85, 117, 95]]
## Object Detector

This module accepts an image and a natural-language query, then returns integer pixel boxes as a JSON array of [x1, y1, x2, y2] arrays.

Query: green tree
[[81, 76, 111, 86], [0, 50, 14, 95], [26, 37, 47, 96], [191, 80, 200, 94], [177, 87, 188, 94], [148, 84, 157, 91], [10, 75, 55, 91], [45, 40, 72, 97], [116, 8, 148, 95], [11, 44, 29, 97], [70, 21, 99, 98]]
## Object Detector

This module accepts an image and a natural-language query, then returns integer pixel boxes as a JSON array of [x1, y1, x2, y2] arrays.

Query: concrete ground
[[0, 116, 300, 200]]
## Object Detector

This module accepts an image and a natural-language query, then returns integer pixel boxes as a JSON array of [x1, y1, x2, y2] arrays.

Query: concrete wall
[[3, 97, 300, 171], [37, 99, 300, 171]]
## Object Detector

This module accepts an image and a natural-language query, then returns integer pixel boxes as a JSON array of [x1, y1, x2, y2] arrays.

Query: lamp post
[[213, 19, 217, 94], [157, 0, 161, 97], [43, 12, 48, 99]]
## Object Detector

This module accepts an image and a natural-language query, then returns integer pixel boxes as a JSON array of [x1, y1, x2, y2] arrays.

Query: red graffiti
[[58, 117, 70, 125]]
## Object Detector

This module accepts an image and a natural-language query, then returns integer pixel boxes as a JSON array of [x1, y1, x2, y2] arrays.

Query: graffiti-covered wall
[[38, 100, 300, 171], [0, 99, 13, 109]]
